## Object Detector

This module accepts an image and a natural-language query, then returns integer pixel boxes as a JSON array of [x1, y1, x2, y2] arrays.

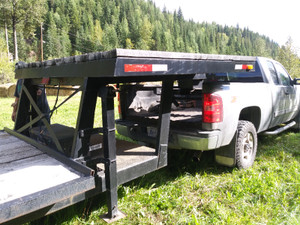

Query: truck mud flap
[[0, 131, 96, 225]]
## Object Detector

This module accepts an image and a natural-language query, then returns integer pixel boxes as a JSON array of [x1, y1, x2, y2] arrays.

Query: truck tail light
[[203, 93, 223, 123]]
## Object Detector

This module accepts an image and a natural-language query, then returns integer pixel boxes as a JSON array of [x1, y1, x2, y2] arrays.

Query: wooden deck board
[[0, 154, 48, 175], [0, 146, 44, 164], [0, 131, 10, 137], [115, 143, 156, 170], [0, 132, 85, 204], [97, 139, 156, 171], [0, 136, 28, 147]]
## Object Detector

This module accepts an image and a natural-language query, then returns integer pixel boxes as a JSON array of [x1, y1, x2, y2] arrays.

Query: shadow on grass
[[122, 149, 234, 191], [29, 148, 233, 225], [29, 192, 108, 225], [28, 131, 300, 224], [257, 130, 300, 159], [29, 130, 300, 225]]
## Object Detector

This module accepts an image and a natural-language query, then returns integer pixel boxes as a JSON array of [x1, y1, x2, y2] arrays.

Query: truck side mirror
[[293, 78, 300, 85]]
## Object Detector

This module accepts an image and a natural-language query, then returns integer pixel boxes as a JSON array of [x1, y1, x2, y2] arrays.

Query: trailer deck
[[0, 130, 95, 224], [0, 130, 159, 224], [0, 132, 82, 204], [1, 49, 257, 224]]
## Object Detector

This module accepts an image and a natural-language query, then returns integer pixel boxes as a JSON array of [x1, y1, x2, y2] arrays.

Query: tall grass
[[0, 96, 299, 224]]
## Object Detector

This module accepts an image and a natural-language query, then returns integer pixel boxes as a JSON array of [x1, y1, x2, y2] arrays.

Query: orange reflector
[[246, 65, 253, 70]]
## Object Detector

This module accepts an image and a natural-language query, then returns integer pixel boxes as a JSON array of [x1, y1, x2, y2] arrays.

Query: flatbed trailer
[[0, 49, 256, 224]]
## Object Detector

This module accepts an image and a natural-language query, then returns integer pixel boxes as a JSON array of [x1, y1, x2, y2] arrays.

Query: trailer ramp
[[0, 131, 95, 225]]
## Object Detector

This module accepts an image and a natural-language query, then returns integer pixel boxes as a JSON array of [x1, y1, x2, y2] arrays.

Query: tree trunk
[[13, 21, 19, 61], [11, 0, 19, 61], [5, 23, 10, 58], [40, 23, 43, 61]]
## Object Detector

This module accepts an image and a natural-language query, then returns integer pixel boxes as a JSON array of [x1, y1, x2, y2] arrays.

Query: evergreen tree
[[44, 11, 60, 59], [0, 0, 46, 61], [119, 18, 130, 48], [102, 23, 119, 51], [92, 19, 103, 51], [0, 0, 286, 63], [161, 30, 174, 51], [152, 21, 163, 50], [137, 17, 154, 50], [125, 38, 134, 49], [60, 28, 72, 57], [277, 37, 300, 78], [67, 0, 81, 51], [0, 37, 14, 83], [254, 37, 269, 57]]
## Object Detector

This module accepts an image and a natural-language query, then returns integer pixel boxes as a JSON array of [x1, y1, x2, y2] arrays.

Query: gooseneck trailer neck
[[1, 49, 256, 224], [15, 48, 256, 80]]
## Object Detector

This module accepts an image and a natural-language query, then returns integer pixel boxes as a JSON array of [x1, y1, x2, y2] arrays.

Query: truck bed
[[120, 83, 203, 129], [126, 108, 202, 128]]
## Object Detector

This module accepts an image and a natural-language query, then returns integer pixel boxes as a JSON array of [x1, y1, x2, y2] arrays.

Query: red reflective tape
[[242, 65, 248, 70], [124, 64, 153, 72], [41, 77, 50, 84]]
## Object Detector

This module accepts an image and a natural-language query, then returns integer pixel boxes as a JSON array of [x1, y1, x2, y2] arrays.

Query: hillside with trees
[[0, 0, 299, 83]]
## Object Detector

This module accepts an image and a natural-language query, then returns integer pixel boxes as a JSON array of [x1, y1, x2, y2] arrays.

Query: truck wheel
[[235, 120, 257, 169]]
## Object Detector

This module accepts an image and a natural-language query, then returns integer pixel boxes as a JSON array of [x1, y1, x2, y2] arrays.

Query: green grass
[[1, 96, 299, 224], [0, 94, 119, 130], [0, 96, 83, 130]]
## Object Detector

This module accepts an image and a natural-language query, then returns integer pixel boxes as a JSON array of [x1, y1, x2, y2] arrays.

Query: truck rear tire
[[235, 120, 257, 169]]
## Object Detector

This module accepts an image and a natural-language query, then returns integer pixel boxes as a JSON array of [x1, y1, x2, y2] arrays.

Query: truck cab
[[259, 58, 299, 126]]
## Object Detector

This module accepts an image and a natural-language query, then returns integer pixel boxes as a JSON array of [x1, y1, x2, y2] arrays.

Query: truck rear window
[[208, 62, 263, 82]]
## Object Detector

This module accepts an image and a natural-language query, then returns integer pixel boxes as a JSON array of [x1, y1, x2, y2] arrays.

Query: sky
[[152, 0, 300, 53]]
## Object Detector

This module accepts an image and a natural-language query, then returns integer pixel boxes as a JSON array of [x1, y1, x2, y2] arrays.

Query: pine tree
[[119, 18, 130, 48], [0, 0, 46, 61], [0, 37, 14, 83], [0, 0, 283, 63], [137, 17, 154, 50], [152, 21, 163, 50], [67, 0, 81, 51], [277, 37, 300, 78], [102, 23, 119, 51], [161, 30, 174, 52], [92, 19, 103, 51], [44, 11, 60, 59], [60, 28, 72, 57]]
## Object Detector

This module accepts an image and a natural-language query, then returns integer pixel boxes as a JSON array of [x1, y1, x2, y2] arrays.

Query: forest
[[0, 0, 299, 83]]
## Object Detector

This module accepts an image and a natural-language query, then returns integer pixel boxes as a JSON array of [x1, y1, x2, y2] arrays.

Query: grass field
[[1, 96, 299, 225]]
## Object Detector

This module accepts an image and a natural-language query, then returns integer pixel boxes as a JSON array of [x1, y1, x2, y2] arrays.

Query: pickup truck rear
[[116, 57, 300, 169]]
